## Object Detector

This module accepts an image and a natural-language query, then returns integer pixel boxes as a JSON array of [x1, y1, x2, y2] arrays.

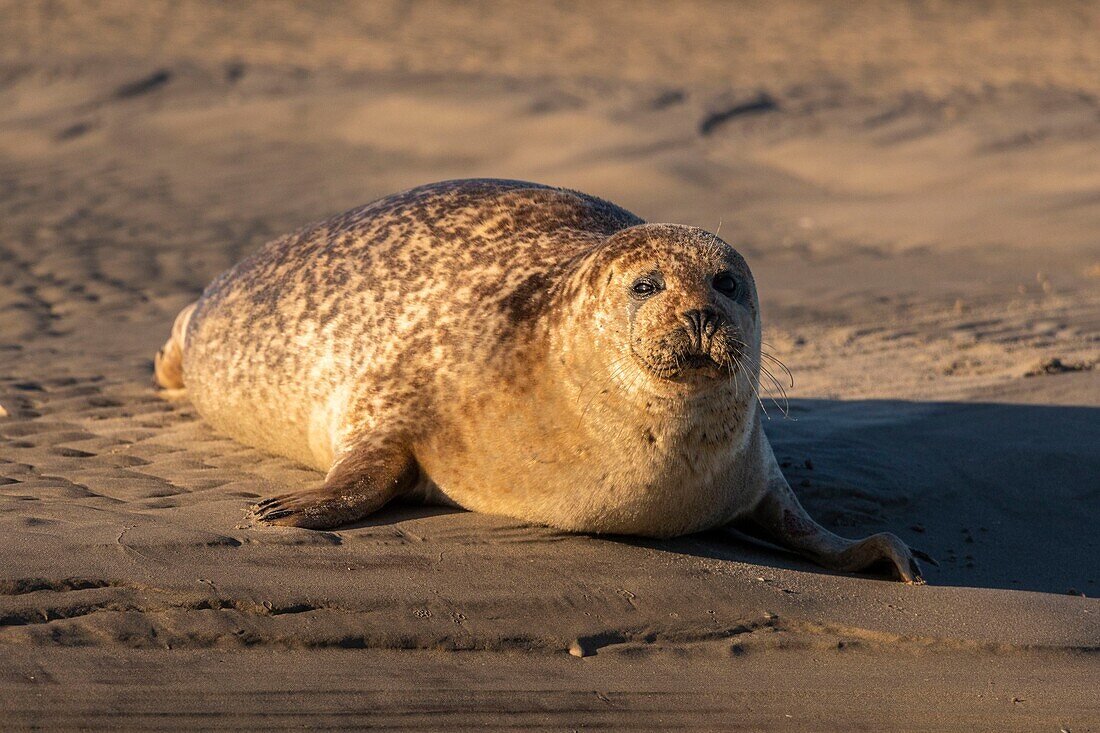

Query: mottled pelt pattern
[[173, 179, 776, 537], [183, 179, 642, 472]]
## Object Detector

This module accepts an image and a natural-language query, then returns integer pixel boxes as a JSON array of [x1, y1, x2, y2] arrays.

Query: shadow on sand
[[345, 398, 1099, 595], [664, 398, 1099, 594]]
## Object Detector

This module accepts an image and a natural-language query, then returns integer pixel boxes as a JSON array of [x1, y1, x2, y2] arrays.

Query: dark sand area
[[0, 2, 1098, 729]]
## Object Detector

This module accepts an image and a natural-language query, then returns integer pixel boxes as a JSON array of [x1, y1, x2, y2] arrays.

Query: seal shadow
[[632, 396, 1099, 595]]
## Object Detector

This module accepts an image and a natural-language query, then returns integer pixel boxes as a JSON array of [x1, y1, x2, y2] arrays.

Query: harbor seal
[[155, 179, 924, 582]]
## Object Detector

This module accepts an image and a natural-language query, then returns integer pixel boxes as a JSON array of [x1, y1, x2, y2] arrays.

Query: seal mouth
[[680, 353, 720, 370], [632, 347, 733, 383]]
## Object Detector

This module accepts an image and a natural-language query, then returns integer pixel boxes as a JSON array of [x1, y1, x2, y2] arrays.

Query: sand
[[0, 1, 1098, 730]]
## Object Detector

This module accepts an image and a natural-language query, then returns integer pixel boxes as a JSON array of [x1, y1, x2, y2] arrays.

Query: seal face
[[156, 179, 926, 582]]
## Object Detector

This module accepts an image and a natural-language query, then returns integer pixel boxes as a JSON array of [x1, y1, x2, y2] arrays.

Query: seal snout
[[636, 318, 741, 382], [677, 306, 742, 373], [682, 307, 723, 351]]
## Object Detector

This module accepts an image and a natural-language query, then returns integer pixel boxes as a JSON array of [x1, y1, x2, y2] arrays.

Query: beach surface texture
[[0, 2, 1097, 729]]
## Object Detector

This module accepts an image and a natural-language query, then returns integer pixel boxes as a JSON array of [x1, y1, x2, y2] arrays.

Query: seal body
[[156, 179, 924, 581]]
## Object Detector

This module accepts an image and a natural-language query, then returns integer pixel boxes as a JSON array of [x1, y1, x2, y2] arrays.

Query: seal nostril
[[681, 310, 696, 343], [684, 308, 721, 347], [702, 308, 722, 340], [682, 308, 719, 349]]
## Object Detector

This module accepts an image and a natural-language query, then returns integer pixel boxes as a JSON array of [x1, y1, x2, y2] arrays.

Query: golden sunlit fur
[[160, 180, 924, 581], [415, 224, 770, 537]]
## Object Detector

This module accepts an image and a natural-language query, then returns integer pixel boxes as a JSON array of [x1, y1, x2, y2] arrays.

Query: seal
[[155, 179, 925, 582]]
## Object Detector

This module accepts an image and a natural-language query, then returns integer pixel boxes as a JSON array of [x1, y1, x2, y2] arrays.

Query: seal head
[[563, 223, 760, 401]]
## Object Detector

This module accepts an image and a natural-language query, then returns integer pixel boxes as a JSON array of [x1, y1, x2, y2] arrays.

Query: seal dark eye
[[713, 273, 740, 298], [631, 278, 660, 298]]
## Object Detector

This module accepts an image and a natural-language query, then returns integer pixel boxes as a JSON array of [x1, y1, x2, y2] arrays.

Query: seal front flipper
[[249, 441, 419, 530], [731, 463, 925, 584]]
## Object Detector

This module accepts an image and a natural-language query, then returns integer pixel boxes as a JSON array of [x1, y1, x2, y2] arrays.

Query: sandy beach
[[0, 2, 1098, 729]]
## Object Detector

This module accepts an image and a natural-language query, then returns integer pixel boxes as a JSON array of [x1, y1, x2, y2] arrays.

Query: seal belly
[[414, 391, 743, 538], [419, 444, 736, 538]]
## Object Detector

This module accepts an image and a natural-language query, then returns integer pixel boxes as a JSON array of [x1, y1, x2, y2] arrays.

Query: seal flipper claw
[[249, 443, 418, 530], [909, 558, 925, 585]]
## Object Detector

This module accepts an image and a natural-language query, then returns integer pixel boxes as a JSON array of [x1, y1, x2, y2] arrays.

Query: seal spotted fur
[[155, 179, 925, 582]]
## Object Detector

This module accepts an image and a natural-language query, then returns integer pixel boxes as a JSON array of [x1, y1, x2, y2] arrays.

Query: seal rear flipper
[[154, 301, 198, 390], [730, 467, 924, 584], [248, 442, 419, 530]]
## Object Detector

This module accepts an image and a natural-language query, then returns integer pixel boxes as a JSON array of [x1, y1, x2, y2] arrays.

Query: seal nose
[[683, 308, 721, 350]]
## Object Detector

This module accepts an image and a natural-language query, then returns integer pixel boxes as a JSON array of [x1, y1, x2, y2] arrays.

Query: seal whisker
[[726, 336, 794, 400], [576, 353, 631, 397], [758, 350, 794, 388], [734, 349, 791, 417], [743, 358, 775, 419], [580, 355, 637, 419], [729, 350, 769, 420], [752, 357, 789, 402], [720, 351, 740, 401], [759, 368, 791, 417]]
